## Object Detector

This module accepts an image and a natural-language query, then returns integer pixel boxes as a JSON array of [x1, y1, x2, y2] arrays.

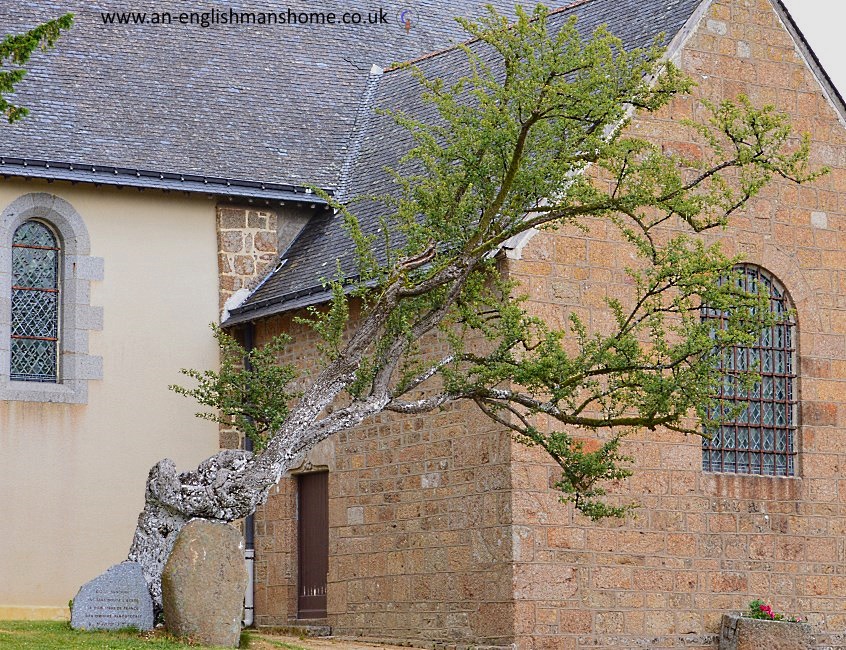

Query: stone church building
[[223, 0, 846, 648], [3, 0, 846, 649]]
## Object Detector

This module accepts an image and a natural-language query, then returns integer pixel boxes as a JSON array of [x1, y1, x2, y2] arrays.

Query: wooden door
[[298, 471, 328, 618]]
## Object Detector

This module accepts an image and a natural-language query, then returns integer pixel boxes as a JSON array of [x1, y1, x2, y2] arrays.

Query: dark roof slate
[[1, 0, 520, 190], [228, 0, 705, 323]]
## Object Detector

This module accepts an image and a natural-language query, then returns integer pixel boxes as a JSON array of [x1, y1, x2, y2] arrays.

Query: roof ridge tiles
[[337, 67, 385, 202], [384, 0, 599, 73]]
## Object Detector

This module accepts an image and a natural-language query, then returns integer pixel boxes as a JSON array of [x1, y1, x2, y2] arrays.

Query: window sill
[[0, 378, 88, 404], [700, 471, 803, 501]]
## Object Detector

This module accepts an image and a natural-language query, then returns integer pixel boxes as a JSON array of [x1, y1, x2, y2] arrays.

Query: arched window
[[10, 220, 60, 382], [1, 193, 103, 403], [702, 265, 797, 476]]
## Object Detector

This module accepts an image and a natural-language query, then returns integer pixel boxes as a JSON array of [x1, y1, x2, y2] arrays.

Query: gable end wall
[[508, 0, 846, 647]]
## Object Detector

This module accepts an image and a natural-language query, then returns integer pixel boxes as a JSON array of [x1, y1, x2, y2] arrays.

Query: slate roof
[[1, 0, 520, 190], [6, 0, 840, 324], [226, 0, 706, 324]]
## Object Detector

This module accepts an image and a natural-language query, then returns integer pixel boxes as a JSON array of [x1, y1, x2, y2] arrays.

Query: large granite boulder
[[70, 561, 154, 631], [162, 519, 247, 648], [720, 614, 814, 650]]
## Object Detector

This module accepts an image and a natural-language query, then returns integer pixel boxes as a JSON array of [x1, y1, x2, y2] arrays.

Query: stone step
[[259, 621, 332, 637]]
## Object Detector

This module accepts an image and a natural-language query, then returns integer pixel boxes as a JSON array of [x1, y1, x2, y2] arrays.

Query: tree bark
[[127, 450, 274, 612], [127, 312, 396, 612], [128, 396, 393, 612], [127, 253, 474, 612]]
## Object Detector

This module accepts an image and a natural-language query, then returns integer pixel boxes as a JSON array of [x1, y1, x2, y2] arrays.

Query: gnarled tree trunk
[[128, 292, 402, 612], [128, 402, 391, 612], [127, 450, 272, 612]]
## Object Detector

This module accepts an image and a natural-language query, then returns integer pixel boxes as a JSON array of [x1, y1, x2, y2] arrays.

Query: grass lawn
[[0, 621, 308, 650]]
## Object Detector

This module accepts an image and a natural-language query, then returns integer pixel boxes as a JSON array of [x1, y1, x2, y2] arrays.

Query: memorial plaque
[[70, 561, 154, 631]]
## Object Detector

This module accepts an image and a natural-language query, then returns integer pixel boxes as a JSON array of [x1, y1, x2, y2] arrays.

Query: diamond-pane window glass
[[10, 220, 60, 382], [701, 265, 796, 476]]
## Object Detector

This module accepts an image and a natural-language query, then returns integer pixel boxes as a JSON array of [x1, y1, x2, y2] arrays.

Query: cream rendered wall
[[0, 179, 221, 618]]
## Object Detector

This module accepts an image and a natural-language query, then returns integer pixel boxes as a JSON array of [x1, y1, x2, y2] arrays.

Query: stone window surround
[[0, 192, 103, 403]]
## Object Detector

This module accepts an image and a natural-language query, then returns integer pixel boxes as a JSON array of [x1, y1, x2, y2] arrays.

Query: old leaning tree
[[141, 6, 822, 610], [22, 7, 817, 610]]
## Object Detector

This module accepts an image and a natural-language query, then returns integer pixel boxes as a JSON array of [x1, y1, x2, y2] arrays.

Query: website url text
[[101, 8, 392, 28]]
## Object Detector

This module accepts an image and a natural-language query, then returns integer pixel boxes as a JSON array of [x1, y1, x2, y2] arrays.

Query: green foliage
[[261, 5, 823, 519], [0, 14, 73, 123], [553, 434, 633, 521], [169, 325, 298, 451], [746, 599, 803, 622], [293, 270, 350, 361]]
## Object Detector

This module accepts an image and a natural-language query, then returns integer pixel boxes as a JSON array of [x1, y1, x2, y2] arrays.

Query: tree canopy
[[154, 3, 824, 611], [173, 4, 823, 521]]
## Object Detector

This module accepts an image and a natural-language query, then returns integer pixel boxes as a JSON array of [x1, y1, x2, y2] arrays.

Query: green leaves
[[552, 433, 634, 520], [169, 325, 298, 451], [1, 14, 73, 123], [295, 271, 351, 362], [277, 4, 822, 520], [387, 6, 684, 260]]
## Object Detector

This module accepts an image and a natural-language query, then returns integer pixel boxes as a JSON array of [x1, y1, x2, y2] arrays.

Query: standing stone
[[162, 519, 247, 648], [70, 561, 154, 631]]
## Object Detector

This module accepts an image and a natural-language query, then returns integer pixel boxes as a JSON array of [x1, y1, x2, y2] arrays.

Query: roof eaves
[[222, 286, 333, 327], [0, 156, 332, 204], [223, 274, 381, 327]]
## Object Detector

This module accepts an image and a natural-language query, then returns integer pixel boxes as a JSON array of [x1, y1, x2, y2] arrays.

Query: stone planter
[[720, 614, 814, 650]]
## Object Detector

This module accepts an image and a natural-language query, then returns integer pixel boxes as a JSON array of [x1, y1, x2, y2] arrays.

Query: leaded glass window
[[701, 265, 796, 476], [10, 220, 60, 382]]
